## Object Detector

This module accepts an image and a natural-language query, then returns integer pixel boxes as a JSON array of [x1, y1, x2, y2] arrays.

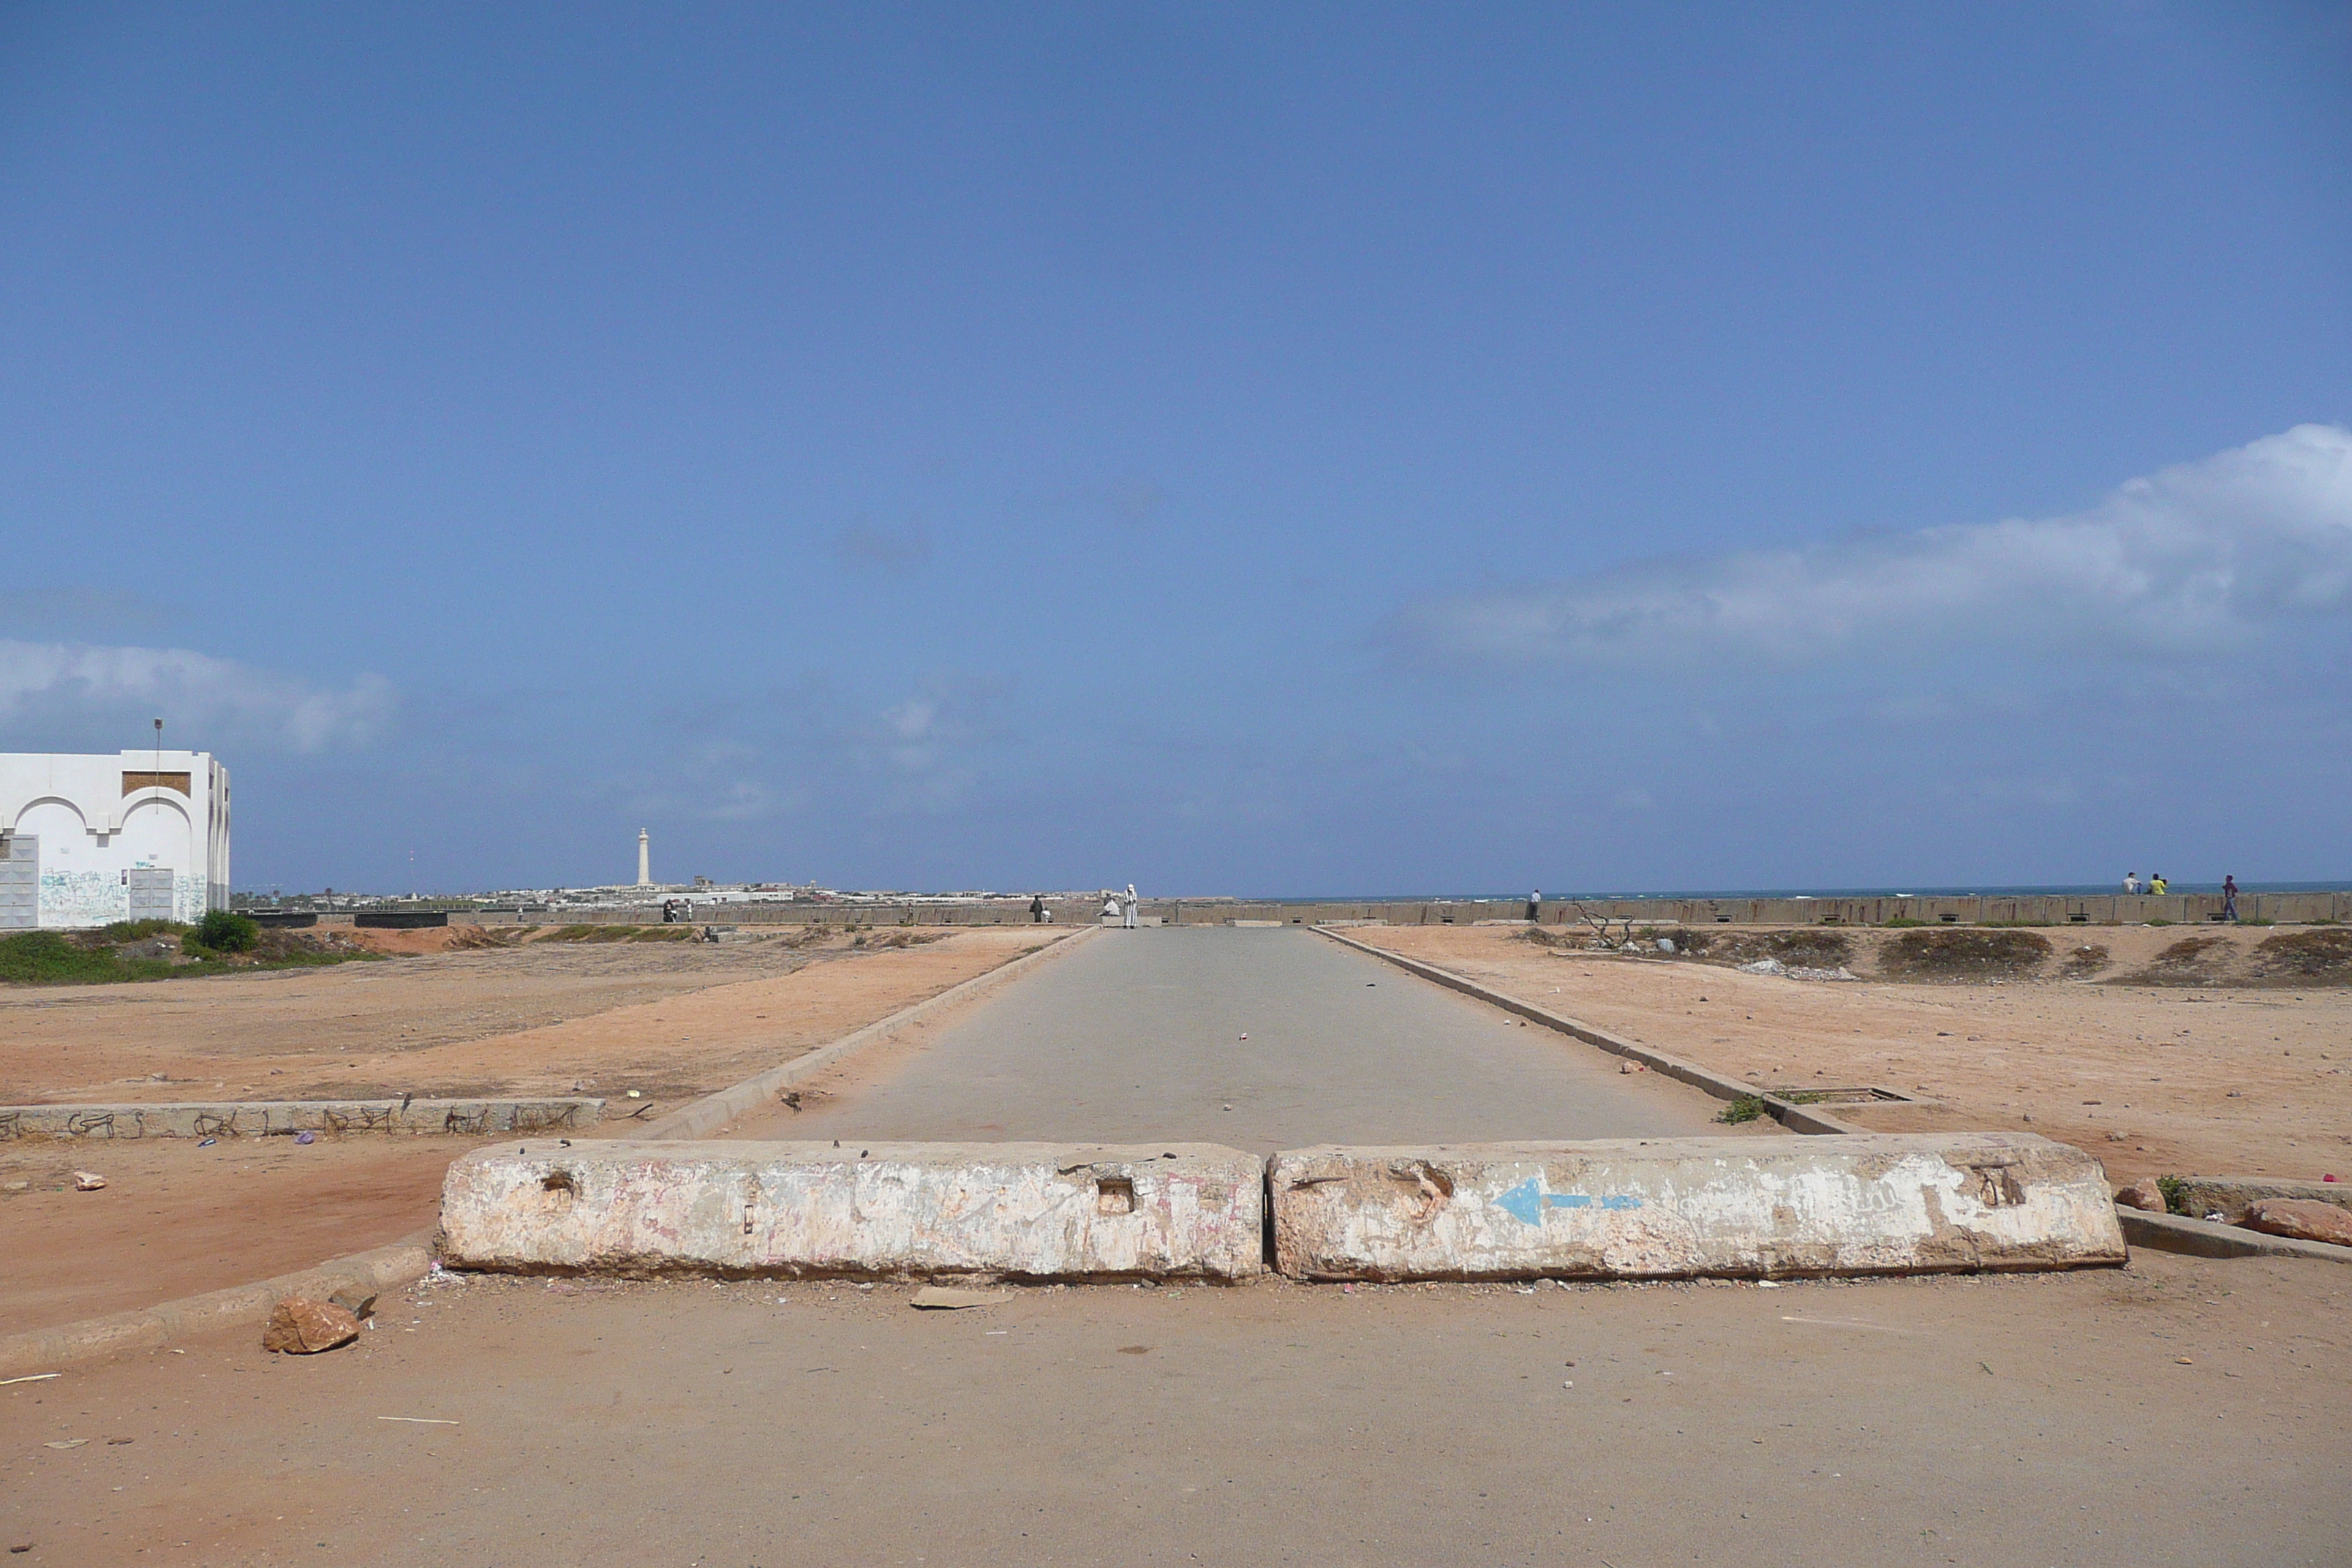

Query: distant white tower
[[636, 829, 651, 886]]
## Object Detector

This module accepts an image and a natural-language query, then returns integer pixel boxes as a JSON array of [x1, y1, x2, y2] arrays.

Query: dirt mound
[[2058, 943, 2111, 979], [531, 924, 700, 944], [853, 930, 946, 951], [2251, 928, 2352, 981], [1880, 927, 2053, 980], [2117, 934, 2232, 987], [1690, 929, 1853, 968]]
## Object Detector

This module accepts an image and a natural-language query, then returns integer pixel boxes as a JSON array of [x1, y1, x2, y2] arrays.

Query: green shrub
[[1881, 916, 1926, 928], [2155, 1175, 2189, 1215], [0, 931, 162, 984], [195, 910, 260, 953], [100, 918, 185, 943], [1716, 1095, 1768, 1125]]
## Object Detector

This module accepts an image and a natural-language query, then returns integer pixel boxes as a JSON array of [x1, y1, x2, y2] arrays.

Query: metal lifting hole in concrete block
[[1268, 1133, 2127, 1282], [438, 1140, 1266, 1281]]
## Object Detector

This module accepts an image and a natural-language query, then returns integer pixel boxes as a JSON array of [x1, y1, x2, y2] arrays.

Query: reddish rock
[[2114, 1178, 2166, 1213], [2242, 1199, 2352, 1248], [262, 1297, 361, 1354]]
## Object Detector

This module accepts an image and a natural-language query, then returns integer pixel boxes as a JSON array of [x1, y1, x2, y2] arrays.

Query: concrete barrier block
[[440, 1140, 1264, 1281], [1270, 1133, 2125, 1281]]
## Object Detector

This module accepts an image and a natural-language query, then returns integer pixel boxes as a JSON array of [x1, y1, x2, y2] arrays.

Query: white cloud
[[0, 640, 393, 752], [1398, 424, 2352, 666]]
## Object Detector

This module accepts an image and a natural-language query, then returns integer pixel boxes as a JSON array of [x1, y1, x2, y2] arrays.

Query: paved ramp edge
[[1311, 926, 1860, 1133], [633, 925, 1096, 1142]]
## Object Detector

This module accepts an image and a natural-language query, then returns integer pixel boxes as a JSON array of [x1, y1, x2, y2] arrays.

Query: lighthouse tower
[[636, 829, 652, 886]]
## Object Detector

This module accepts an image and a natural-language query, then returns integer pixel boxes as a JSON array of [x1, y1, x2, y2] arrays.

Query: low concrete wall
[[441, 888, 2352, 930], [440, 1140, 1266, 1282], [0, 1097, 603, 1140], [1269, 1134, 2125, 1282]]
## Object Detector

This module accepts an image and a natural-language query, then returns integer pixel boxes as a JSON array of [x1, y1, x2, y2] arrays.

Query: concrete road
[[742, 927, 1743, 1148], [6, 1252, 2345, 1567]]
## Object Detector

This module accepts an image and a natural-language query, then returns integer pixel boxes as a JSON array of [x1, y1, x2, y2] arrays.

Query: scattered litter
[[196, 1138, 216, 1147], [1735, 959, 1857, 981], [376, 1416, 460, 1425], [328, 1289, 377, 1321], [1619, 1060, 1646, 1074], [72, 1172, 106, 1191], [295, 1131, 316, 1145], [1755, 1281, 1782, 1289], [0, 1374, 60, 1386], [2176, 1357, 2195, 1365], [42, 1440, 86, 1450], [626, 1090, 642, 1098], [105, 1438, 132, 1446]]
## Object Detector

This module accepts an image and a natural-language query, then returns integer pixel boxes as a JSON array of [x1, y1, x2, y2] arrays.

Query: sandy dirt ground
[[0, 929, 1052, 1334], [1349, 926, 2352, 1185], [2, 1250, 2342, 1567], [0, 1136, 503, 1333], [0, 927, 1047, 1104]]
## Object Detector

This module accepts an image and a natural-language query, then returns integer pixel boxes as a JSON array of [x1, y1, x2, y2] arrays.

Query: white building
[[0, 750, 231, 928]]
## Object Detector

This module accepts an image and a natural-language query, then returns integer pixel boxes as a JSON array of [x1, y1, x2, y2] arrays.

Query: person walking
[[1029, 893, 1046, 924], [1122, 883, 1139, 929], [2223, 875, 2239, 922]]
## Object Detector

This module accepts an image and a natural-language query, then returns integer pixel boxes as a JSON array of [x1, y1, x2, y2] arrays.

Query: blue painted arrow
[[1496, 1178, 1641, 1224]]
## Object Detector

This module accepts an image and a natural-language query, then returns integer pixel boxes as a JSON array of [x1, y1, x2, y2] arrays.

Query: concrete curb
[[0, 927, 1094, 1377], [1312, 927, 1861, 1135], [0, 1097, 603, 1140], [633, 925, 1096, 1142], [0, 1232, 434, 1379], [2115, 1206, 2352, 1264]]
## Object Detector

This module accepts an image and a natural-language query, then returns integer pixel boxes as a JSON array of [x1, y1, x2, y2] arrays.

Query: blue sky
[[2, 4, 2348, 896]]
